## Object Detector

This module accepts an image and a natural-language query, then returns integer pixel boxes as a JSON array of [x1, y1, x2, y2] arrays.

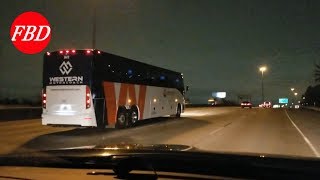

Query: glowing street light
[[259, 66, 267, 73], [259, 66, 267, 102], [291, 88, 295, 91], [294, 92, 298, 96]]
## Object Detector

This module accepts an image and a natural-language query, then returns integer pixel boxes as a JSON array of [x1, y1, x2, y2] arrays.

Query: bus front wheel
[[116, 108, 128, 129]]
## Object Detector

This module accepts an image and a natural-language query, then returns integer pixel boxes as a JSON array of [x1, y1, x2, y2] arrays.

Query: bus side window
[[159, 74, 169, 87]]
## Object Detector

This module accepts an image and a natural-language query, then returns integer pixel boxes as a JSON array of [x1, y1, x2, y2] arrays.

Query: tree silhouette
[[316, 63, 320, 82]]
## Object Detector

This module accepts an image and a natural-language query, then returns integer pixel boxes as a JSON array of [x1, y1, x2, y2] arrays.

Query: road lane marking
[[285, 110, 320, 157], [209, 122, 232, 135], [209, 127, 224, 135], [224, 122, 232, 127]]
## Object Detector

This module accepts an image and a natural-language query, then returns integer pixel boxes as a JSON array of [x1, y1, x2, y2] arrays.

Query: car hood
[[1, 144, 320, 179]]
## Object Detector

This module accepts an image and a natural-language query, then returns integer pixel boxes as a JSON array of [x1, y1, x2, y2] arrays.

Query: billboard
[[212, 92, 226, 98], [279, 98, 288, 104]]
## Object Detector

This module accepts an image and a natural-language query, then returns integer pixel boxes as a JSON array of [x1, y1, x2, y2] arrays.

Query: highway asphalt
[[1, 107, 320, 158]]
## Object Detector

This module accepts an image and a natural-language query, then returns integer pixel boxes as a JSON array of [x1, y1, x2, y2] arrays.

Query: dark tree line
[[302, 63, 320, 107]]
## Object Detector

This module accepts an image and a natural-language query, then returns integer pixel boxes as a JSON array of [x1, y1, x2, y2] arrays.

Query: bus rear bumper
[[42, 113, 97, 127]]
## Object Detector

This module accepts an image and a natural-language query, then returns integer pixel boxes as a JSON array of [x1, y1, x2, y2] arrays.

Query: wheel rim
[[118, 114, 126, 124], [131, 111, 138, 123]]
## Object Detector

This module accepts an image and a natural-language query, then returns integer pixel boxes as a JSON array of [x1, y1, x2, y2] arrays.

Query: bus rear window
[[43, 52, 92, 86]]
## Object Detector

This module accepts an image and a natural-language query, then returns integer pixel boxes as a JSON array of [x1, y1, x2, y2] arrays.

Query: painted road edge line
[[285, 110, 320, 157]]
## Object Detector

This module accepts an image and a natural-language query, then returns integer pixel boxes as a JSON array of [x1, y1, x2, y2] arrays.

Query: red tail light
[[86, 50, 91, 54], [42, 89, 46, 109], [86, 86, 91, 109]]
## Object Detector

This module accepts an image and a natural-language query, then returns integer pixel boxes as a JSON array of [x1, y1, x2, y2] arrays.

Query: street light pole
[[92, 2, 97, 49], [259, 66, 267, 102], [290, 88, 295, 105], [261, 70, 264, 102]]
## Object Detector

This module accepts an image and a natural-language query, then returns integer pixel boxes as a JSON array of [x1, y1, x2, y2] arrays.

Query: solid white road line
[[285, 110, 320, 157]]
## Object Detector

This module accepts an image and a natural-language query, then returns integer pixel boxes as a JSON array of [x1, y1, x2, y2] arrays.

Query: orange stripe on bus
[[128, 84, 137, 105], [138, 85, 147, 119], [118, 83, 128, 106], [103, 82, 147, 125], [118, 83, 137, 106], [103, 82, 117, 125]]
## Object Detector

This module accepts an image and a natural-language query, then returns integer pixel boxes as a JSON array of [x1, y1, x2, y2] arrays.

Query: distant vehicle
[[208, 98, 215, 106], [41, 49, 185, 129], [273, 104, 280, 108], [263, 101, 272, 108], [241, 101, 252, 108]]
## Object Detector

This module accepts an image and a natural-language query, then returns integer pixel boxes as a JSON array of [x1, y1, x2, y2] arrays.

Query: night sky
[[1, 0, 320, 104]]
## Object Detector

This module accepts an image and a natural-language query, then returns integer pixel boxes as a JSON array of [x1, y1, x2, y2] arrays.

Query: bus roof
[[46, 49, 183, 76]]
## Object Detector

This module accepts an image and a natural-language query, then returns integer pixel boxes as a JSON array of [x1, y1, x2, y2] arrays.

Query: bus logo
[[59, 61, 73, 75]]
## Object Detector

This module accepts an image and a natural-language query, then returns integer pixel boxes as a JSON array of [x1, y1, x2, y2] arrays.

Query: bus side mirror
[[186, 86, 189, 91]]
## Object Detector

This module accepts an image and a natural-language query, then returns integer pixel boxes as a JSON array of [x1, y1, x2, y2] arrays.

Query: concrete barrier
[[0, 107, 42, 121], [302, 106, 320, 112]]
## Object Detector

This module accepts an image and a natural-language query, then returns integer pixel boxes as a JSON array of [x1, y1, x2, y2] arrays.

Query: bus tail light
[[86, 86, 91, 109], [42, 89, 46, 109]]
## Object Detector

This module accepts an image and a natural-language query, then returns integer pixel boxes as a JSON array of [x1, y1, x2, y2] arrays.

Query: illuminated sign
[[212, 92, 226, 98], [279, 98, 288, 104]]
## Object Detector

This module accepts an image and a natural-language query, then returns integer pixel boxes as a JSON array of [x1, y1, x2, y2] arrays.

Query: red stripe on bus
[[103, 82, 117, 125], [138, 85, 147, 119]]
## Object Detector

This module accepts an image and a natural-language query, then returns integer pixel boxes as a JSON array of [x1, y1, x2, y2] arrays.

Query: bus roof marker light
[[86, 50, 91, 54], [71, 50, 76, 53], [46, 52, 50, 56], [59, 50, 63, 54], [97, 50, 101, 54], [65, 50, 69, 54]]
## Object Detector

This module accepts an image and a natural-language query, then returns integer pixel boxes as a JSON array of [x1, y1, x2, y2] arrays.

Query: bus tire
[[176, 104, 181, 118], [116, 107, 128, 129], [129, 106, 139, 126]]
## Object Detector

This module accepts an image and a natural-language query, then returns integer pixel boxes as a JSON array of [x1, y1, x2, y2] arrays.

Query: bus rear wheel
[[129, 107, 139, 126], [116, 108, 128, 129]]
